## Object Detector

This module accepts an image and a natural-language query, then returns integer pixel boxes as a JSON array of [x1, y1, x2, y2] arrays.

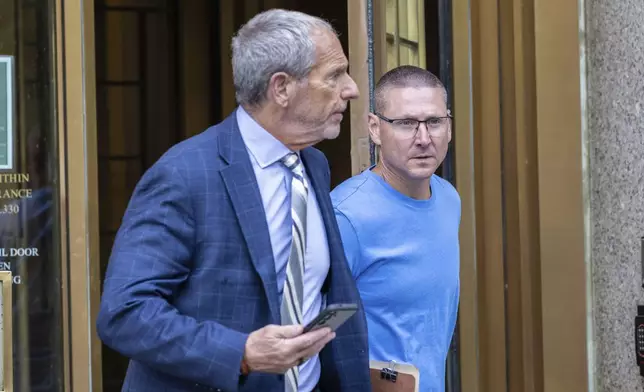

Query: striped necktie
[[280, 152, 308, 392]]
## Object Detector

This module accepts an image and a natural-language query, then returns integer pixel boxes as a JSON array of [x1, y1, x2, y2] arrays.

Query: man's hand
[[243, 324, 335, 374]]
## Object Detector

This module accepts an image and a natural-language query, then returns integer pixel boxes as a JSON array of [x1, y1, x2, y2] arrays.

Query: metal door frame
[[56, 0, 101, 391]]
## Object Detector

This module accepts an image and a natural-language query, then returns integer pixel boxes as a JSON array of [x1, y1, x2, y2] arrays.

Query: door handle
[[0, 271, 13, 392]]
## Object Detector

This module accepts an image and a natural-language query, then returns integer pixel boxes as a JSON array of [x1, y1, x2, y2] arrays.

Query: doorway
[[93, 0, 351, 390], [93, 0, 456, 390]]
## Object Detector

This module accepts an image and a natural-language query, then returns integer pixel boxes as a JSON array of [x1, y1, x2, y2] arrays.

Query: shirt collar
[[236, 106, 292, 169]]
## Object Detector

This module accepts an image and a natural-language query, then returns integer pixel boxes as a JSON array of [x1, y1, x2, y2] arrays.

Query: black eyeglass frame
[[373, 111, 454, 133]]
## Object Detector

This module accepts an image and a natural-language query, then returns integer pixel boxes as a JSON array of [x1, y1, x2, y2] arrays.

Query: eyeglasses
[[374, 112, 453, 139]]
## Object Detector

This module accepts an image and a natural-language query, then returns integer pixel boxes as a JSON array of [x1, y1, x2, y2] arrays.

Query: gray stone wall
[[587, 1, 644, 390]]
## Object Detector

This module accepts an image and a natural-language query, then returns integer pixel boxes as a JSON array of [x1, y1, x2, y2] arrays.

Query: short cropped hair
[[231, 9, 336, 107], [374, 65, 446, 113]]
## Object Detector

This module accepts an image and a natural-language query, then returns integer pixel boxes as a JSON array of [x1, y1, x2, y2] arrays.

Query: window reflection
[[0, 0, 63, 391], [385, 0, 426, 70]]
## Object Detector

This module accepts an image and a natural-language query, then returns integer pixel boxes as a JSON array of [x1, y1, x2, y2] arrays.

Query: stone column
[[588, 1, 644, 390]]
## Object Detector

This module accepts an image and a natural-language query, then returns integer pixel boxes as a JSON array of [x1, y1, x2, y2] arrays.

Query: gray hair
[[231, 9, 336, 107]]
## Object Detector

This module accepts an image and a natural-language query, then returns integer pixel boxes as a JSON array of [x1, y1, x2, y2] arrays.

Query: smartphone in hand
[[303, 303, 358, 333]]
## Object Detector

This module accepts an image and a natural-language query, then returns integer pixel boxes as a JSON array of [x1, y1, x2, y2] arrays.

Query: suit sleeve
[[333, 209, 363, 279], [96, 161, 248, 392]]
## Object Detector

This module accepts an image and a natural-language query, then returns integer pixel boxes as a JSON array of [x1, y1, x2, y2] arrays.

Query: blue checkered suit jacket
[[96, 112, 372, 392]]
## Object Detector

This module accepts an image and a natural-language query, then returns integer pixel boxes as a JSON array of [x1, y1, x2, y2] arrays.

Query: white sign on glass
[[0, 56, 14, 171]]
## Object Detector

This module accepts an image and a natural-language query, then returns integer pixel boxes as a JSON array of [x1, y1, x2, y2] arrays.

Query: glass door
[[0, 0, 66, 391]]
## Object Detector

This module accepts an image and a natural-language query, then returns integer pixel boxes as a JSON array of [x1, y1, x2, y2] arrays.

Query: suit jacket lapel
[[218, 114, 280, 324]]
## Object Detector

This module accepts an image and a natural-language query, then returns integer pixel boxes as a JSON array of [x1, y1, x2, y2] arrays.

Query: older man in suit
[[96, 9, 370, 392]]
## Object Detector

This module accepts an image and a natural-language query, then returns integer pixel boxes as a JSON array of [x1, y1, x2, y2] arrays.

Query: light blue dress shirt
[[237, 106, 330, 392]]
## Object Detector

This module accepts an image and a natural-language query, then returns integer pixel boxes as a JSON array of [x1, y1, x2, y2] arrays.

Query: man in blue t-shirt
[[331, 65, 460, 392]]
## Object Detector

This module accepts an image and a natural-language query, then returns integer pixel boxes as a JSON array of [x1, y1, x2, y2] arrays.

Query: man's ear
[[267, 72, 293, 107], [368, 113, 382, 146]]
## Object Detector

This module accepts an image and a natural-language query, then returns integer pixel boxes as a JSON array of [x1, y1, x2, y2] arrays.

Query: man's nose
[[415, 124, 432, 146], [342, 75, 360, 100]]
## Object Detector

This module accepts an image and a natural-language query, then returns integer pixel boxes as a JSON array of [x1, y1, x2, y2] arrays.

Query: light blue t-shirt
[[331, 168, 461, 392]]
